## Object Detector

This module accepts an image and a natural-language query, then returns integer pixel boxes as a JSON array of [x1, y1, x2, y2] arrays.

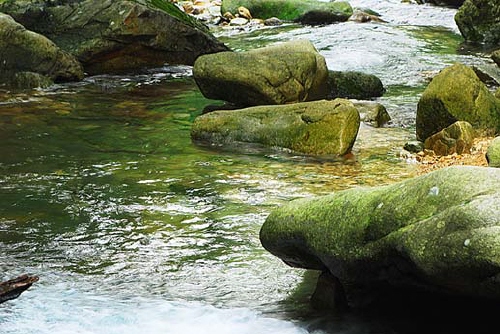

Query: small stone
[[229, 17, 248, 26], [403, 140, 424, 153], [182, 2, 194, 14], [223, 11, 235, 20], [264, 17, 282, 26], [249, 18, 264, 26], [237, 6, 252, 19]]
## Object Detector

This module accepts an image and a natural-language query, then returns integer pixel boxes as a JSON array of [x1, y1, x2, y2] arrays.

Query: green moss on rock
[[193, 40, 329, 106], [455, 0, 500, 45], [191, 99, 360, 156], [221, 0, 353, 23], [260, 165, 500, 301], [146, 0, 209, 32], [416, 62, 500, 141]]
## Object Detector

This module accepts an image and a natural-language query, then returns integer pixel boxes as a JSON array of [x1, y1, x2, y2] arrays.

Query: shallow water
[[0, 1, 497, 333]]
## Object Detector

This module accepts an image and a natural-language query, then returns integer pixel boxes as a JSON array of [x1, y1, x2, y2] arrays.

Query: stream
[[0, 1, 497, 333]]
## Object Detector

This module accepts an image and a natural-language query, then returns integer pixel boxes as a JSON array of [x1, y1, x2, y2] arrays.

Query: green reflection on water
[[403, 25, 464, 55], [0, 72, 420, 312]]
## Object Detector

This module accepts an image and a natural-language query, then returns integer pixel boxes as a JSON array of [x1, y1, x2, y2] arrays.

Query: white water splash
[[0, 287, 308, 334]]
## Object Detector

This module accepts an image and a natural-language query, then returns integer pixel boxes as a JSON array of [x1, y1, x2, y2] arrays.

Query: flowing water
[[0, 1, 497, 333]]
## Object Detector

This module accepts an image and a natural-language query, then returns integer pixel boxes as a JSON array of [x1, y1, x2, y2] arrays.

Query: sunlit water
[[0, 1, 497, 333]]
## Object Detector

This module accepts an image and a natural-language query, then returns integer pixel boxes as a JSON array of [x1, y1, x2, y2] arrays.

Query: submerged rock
[[191, 99, 360, 156], [420, 0, 465, 7], [260, 165, 500, 307], [193, 40, 329, 106], [0, 0, 229, 75], [352, 101, 391, 127], [0, 12, 84, 88], [416, 62, 500, 141], [348, 9, 387, 23], [327, 71, 385, 100]]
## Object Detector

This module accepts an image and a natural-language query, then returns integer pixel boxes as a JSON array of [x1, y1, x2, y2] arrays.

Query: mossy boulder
[[191, 99, 360, 156], [193, 40, 329, 107], [486, 136, 500, 167], [424, 121, 474, 156], [416, 63, 500, 141], [0, 0, 229, 74], [260, 165, 500, 307], [492, 50, 500, 67], [0, 12, 83, 88], [8, 72, 55, 89], [221, 0, 353, 24], [327, 71, 385, 100], [455, 0, 500, 45]]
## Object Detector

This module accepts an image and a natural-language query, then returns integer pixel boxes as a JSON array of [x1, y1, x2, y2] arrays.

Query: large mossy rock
[[0, 12, 83, 88], [260, 165, 500, 306], [221, 0, 353, 25], [0, 0, 229, 74], [193, 40, 329, 107], [416, 62, 500, 141], [191, 99, 360, 156], [455, 0, 500, 45]]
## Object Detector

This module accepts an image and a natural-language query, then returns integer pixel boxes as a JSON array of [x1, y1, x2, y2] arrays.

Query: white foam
[[1, 289, 308, 334]]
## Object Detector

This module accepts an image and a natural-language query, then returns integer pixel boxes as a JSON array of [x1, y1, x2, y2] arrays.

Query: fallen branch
[[0, 274, 39, 304]]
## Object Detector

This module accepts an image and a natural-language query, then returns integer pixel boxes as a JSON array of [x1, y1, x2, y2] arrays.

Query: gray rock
[[191, 99, 360, 156], [472, 65, 500, 87], [260, 165, 500, 307], [352, 101, 391, 127], [348, 10, 387, 23], [0, 0, 229, 75], [193, 39, 329, 107], [264, 17, 282, 26]]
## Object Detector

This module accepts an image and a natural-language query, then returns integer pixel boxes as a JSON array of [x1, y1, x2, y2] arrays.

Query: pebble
[[173, 0, 282, 29], [229, 17, 248, 26]]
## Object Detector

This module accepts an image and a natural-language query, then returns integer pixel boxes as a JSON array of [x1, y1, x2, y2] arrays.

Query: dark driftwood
[[0, 274, 39, 304]]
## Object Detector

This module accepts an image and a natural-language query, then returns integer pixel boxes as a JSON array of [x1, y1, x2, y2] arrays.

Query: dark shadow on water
[[192, 139, 357, 165], [280, 270, 499, 334]]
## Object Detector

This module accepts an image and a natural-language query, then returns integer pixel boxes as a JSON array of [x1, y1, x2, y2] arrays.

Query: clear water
[[0, 1, 496, 333]]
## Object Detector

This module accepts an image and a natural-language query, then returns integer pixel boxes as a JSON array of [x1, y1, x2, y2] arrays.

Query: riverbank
[[415, 136, 493, 174]]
